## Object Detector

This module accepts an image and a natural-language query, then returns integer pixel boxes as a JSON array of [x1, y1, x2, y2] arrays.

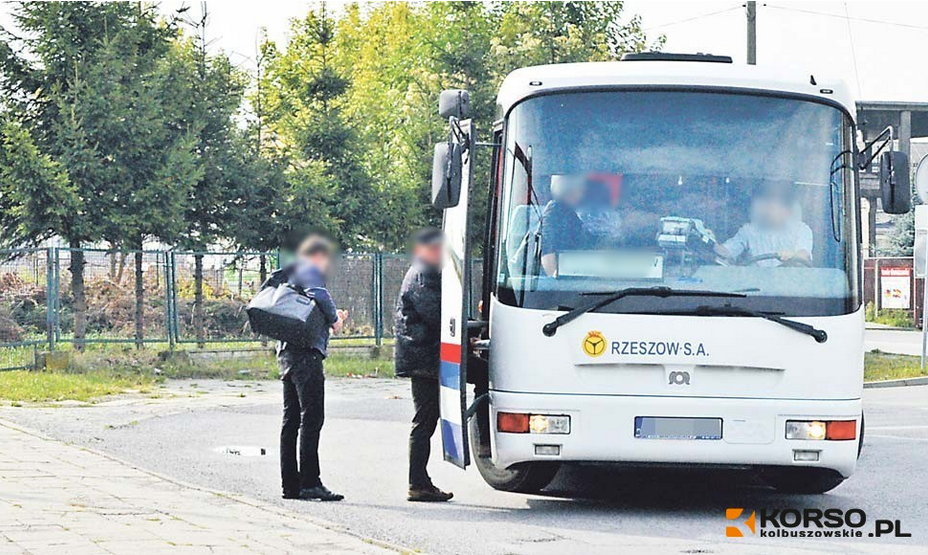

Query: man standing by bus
[[394, 228, 453, 502]]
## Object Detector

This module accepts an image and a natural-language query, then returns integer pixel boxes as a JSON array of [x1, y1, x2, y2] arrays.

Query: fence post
[[379, 253, 385, 343], [874, 258, 881, 313], [134, 250, 144, 349], [45, 247, 56, 351], [372, 252, 382, 346], [171, 252, 180, 348], [54, 248, 61, 343], [164, 251, 174, 349]]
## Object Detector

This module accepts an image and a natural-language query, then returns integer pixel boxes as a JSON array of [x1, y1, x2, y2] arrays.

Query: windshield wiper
[[690, 305, 827, 343], [541, 286, 746, 337]]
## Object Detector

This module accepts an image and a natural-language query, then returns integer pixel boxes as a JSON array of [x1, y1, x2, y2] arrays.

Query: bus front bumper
[[489, 390, 861, 478]]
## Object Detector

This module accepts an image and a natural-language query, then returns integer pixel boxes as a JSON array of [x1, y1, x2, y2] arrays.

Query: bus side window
[[483, 128, 504, 319]]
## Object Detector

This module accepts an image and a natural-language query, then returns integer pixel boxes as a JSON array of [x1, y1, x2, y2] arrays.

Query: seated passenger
[[541, 174, 588, 276], [714, 181, 813, 267], [578, 173, 623, 248]]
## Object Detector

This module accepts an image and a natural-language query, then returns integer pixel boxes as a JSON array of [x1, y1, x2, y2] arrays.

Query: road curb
[[864, 376, 928, 388], [0, 418, 416, 555], [864, 325, 916, 331]]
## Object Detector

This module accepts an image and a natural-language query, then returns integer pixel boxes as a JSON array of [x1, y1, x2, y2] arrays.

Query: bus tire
[[469, 418, 560, 493], [761, 467, 845, 494]]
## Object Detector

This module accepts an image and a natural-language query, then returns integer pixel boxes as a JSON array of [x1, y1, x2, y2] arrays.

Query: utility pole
[[746, 1, 757, 65]]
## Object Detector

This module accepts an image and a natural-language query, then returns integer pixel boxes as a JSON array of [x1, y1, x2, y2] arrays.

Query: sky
[[3, 1, 928, 102], [152, 0, 928, 103]]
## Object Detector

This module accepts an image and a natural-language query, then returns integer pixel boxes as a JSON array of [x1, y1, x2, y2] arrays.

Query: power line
[[643, 5, 743, 32], [843, 3, 863, 98], [766, 4, 928, 32]]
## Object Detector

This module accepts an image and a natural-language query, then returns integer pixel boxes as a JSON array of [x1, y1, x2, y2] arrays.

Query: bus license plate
[[634, 416, 722, 440]]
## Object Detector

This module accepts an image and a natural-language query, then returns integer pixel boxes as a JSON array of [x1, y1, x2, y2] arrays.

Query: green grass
[[0, 369, 155, 403], [0, 345, 395, 403], [45, 336, 394, 352], [865, 351, 928, 382], [68, 345, 394, 381], [325, 352, 394, 378]]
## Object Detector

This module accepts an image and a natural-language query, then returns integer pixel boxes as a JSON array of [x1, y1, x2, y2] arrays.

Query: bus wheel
[[469, 418, 560, 493], [761, 467, 845, 494]]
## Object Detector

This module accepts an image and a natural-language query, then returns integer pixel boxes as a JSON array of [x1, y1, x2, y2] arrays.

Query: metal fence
[[0, 248, 50, 370], [0, 247, 484, 370]]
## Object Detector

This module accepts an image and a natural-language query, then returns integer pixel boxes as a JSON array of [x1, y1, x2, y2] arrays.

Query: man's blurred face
[[304, 251, 331, 275], [561, 186, 585, 207], [752, 194, 793, 229], [414, 242, 443, 267]]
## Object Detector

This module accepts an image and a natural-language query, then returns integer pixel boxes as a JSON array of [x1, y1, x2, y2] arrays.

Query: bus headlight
[[498, 412, 570, 434], [786, 420, 827, 440], [529, 414, 570, 434], [786, 420, 856, 441]]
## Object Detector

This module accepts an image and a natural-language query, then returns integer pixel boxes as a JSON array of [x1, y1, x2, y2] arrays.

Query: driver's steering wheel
[[741, 253, 813, 268]]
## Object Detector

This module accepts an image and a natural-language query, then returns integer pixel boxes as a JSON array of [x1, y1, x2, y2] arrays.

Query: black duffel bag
[[246, 268, 327, 349]]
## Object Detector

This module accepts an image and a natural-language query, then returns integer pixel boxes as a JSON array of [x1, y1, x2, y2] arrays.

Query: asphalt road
[[865, 328, 925, 356], [3, 380, 928, 555]]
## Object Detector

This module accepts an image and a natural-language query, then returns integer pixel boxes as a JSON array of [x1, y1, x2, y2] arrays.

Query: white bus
[[431, 53, 910, 495]]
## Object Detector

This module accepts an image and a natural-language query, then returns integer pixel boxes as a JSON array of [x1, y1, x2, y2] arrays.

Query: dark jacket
[[394, 259, 441, 379], [273, 261, 339, 359]]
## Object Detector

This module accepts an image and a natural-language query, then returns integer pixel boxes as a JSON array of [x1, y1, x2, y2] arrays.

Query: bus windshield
[[495, 90, 860, 317]]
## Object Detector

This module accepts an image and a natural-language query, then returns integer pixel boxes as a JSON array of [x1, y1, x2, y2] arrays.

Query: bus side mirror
[[439, 89, 470, 119], [432, 142, 462, 209], [880, 150, 911, 214]]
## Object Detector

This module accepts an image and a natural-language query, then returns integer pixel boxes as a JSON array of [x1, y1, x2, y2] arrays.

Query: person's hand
[[331, 310, 348, 334], [777, 250, 793, 261], [714, 243, 731, 259]]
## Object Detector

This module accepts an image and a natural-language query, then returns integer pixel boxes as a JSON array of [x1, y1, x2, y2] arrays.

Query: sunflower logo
[[582, 331, 607, 357]]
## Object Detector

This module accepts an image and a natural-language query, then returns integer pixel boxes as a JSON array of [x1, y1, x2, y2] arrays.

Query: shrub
[[0, 271, 47, 339], [865, 302, 914, 328], [0, 305, 24, 342]]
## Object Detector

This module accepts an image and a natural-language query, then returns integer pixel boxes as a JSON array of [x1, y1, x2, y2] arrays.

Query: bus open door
[[431, 90, 475, 469]]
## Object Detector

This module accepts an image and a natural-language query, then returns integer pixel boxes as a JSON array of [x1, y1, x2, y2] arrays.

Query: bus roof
[[497, 60, 855, 119]]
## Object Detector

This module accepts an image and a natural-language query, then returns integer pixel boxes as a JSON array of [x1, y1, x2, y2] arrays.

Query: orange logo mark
[[726, 508, 756, 537]]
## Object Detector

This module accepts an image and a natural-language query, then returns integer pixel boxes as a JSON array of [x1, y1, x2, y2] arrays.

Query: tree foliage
[[0, 117, 74, 246], [0, 1, 662, 253], [0, 2, 188, 247], [250, 1, 660, 249]]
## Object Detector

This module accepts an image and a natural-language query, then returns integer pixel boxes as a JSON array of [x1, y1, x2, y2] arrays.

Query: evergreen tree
[[166, 23, 249, 345], [330, 1, 660, 249], [0, 117, 74, 246], [259, 3, 374, 250], [884, 211, 915, 256], [0, 2, 186, 348]]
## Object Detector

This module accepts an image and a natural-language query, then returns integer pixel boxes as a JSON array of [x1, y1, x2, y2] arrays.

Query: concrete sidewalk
[[0, 420, 400, 555]]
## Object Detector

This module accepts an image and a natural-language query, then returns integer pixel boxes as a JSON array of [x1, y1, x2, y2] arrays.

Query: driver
[[541, 174, 588, 276], [714, 181, 813, 267]]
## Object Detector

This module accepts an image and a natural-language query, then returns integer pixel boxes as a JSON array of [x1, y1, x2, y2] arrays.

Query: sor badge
[[582, 331, 607, 357]]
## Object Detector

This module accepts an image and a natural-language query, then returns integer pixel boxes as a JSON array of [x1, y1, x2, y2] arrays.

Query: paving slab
[[0, 420, 404, 554]]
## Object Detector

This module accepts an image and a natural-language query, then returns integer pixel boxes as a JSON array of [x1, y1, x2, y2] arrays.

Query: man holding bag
[[278, 234, 347, 501]]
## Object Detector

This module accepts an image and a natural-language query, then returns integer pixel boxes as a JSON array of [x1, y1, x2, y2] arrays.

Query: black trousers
[[279, 349, 325, 495], [409, 377, 440, 488]]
